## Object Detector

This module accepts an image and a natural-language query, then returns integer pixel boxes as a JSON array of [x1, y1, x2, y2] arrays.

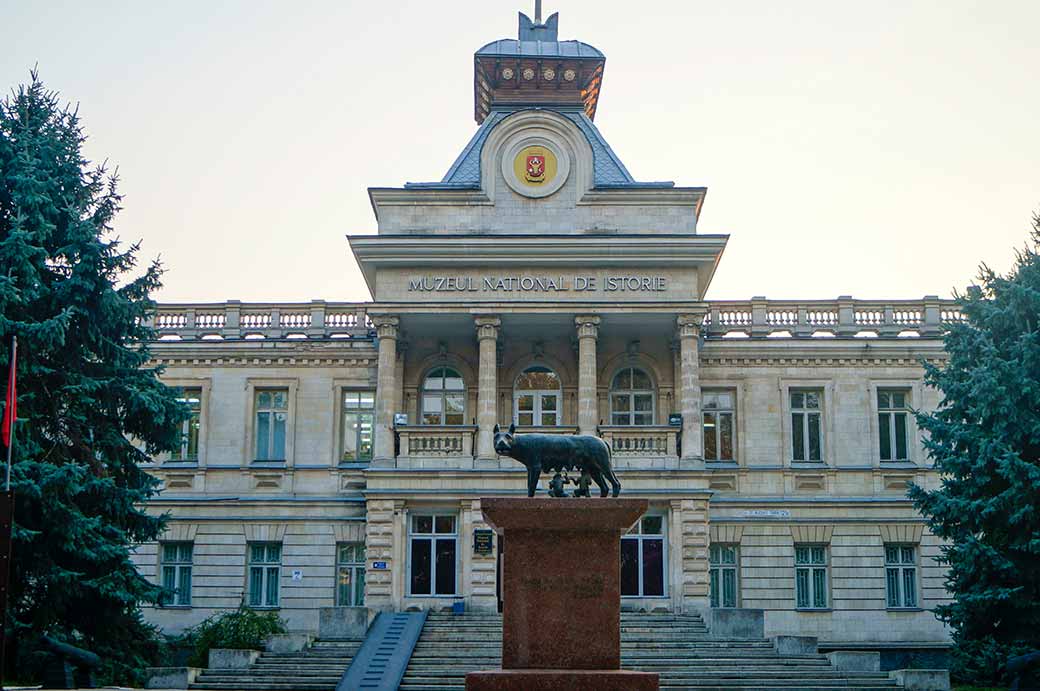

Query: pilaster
[[677, 314, 704, 467], [371, 316, 399, 466], [475, 316, 501, 463], [575, 315, 600, 435]]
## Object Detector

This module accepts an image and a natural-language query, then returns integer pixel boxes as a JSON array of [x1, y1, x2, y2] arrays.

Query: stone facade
[[132, 8, 956, 652]]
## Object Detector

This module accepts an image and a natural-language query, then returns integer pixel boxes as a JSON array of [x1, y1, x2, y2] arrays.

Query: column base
[[678, 455, 705, 470], [466, 670, 659, 690], [474, 456, 501, 470]]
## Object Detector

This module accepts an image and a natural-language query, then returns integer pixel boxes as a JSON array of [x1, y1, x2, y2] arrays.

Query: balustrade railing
[[148, 301, 373, 340], [703, 296, 961, 339], [397, 425, 476, 459], [599, 426, 678, 458]]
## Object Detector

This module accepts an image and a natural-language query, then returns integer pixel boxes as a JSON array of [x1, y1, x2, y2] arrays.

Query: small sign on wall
[[372, 561, 388, 570], [291, 570, 303, 581], [473, 529, 494, 556]]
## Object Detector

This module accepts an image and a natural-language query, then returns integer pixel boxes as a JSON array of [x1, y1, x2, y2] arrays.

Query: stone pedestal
[[465, 498, 659, 691]]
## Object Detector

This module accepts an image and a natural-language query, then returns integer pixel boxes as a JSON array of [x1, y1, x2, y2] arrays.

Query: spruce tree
[[910, 210, 1040, 685], [0, 72, 185, 683]]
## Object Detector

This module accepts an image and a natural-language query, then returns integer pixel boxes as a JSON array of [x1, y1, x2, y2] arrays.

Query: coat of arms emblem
[[525, 154, 545, 183]]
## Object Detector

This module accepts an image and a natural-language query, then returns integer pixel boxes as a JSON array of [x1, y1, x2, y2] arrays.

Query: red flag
[[2, 337, 15, 449]]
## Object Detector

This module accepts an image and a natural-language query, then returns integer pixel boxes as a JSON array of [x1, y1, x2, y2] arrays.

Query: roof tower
[[473, 3, 606, 124]]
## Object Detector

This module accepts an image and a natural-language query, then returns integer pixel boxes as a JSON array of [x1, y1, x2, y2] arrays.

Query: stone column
[[475, 316, 501, 463], [677, 314, 703, 466], [575, 315, 601, 435], [371, 315, 399, 466]]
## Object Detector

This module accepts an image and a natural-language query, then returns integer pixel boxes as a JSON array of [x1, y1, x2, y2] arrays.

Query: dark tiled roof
[[475, 39, 604, 59], [403, 109, 673, 190]]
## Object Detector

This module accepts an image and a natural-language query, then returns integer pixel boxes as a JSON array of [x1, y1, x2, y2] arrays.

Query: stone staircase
[[189, 639, 361, 691], [399, 611, 905, 691]]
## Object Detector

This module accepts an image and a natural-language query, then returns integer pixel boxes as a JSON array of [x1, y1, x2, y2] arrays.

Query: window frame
[[336, 541, 367, 607], [160, 378, 210, 465], [172, 388, 202, 461], [884, 543, 920, 609], [794, 543, 829, 610], [621, 514, 668, 598], [609, 367, 656, 427], [340, 389, 376, 463], [160, 541, 193, 607], [513, 365, 562, 427], [781, 381, 832, 466], [702, 389, 737, 463], [709, 543, 739, 608], [869, 381, 921, 466], [420, 367, 467, 426], [247, 541, 282, 608], [407, 512, 460, 597], [244, 378, 297, 466], [254, 388, 290, 461]]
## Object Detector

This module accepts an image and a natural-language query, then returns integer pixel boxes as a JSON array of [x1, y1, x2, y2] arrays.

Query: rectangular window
[[621, 515, 666, 597], [709, 544, 739, 608], [172, 388, 201, 461], [878, 390, 910, 462], [703, 390, 735, 462], [255, 389, 288, 461], [885, 544, 919, 608], [248, 542, 281, 607], [409, 514, 457, 596], [161, 542, 193, 606], [791, 389, 823, 462], [342, 390, 375, 462], [794, 544, 828, 609], [336, 542, 366, 607]]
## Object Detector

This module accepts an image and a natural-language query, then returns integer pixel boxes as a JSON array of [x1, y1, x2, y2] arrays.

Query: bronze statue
[[493, 423, 621, 498]]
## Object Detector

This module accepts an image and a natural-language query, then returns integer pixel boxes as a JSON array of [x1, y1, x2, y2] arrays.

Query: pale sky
[[3, 0, 1038, 304]]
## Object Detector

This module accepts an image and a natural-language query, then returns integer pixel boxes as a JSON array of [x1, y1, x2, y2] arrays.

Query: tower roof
[[473, 8, 606, 124]]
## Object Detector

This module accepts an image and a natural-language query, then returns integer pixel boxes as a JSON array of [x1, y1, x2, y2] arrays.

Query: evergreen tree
[[910, 210, 1040, 685], [0, 72, 185, 683]]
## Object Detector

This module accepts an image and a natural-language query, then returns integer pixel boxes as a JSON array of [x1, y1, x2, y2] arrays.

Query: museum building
[[133, 8, 959, 652]]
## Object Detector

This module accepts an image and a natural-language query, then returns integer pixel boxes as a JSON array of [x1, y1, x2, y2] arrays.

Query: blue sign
[[372, 561, 388, 570]]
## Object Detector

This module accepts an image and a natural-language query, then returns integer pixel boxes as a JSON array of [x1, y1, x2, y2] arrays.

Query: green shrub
[[183, 605, 287, 667]]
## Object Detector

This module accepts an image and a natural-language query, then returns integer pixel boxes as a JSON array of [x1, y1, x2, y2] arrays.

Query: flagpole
[[4, 335, 14, 491]]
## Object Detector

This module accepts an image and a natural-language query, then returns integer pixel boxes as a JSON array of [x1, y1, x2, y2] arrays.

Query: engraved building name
[[407, 275, 668, 293]]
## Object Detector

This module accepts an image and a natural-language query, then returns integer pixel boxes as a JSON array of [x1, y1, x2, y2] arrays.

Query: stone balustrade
[[599, 426, 678, 458], [397, 425, 476, 461], [149, 301, 373, 341], [703, 296, 963, 339]]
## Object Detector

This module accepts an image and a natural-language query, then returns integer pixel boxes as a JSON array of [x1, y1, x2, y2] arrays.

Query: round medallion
[[543, 68, 556, 81], [522, 67, 535, 81], [501, 67, 515, 80], [500, 136, 570, 199], [563, 69, 576, 82]]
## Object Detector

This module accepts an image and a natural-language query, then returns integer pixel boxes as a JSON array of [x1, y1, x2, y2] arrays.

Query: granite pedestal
[[465, 498, 659, 691]]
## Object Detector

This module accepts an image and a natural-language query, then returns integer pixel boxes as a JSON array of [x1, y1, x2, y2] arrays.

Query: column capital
[[474, 316, 502, 341], [574, 314, 601, 340], [676, 314, 702, 339], [371, 315, 399, 340]]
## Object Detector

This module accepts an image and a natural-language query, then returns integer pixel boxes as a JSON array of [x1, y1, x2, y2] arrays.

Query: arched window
[[514, 365, 560, 427], [610, 367, 654, 426], [421, 367, 465, 425]]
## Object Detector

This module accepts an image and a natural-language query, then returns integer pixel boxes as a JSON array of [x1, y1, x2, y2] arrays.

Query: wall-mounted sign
[[291, 570, 303, 581], [668, 413, 682, 427], [742, 509, 791, 519], [393, 413, 408, 426], [407, 275, 669, 294], [473, 529, 494, 556], [372, 561, 388, 570]]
